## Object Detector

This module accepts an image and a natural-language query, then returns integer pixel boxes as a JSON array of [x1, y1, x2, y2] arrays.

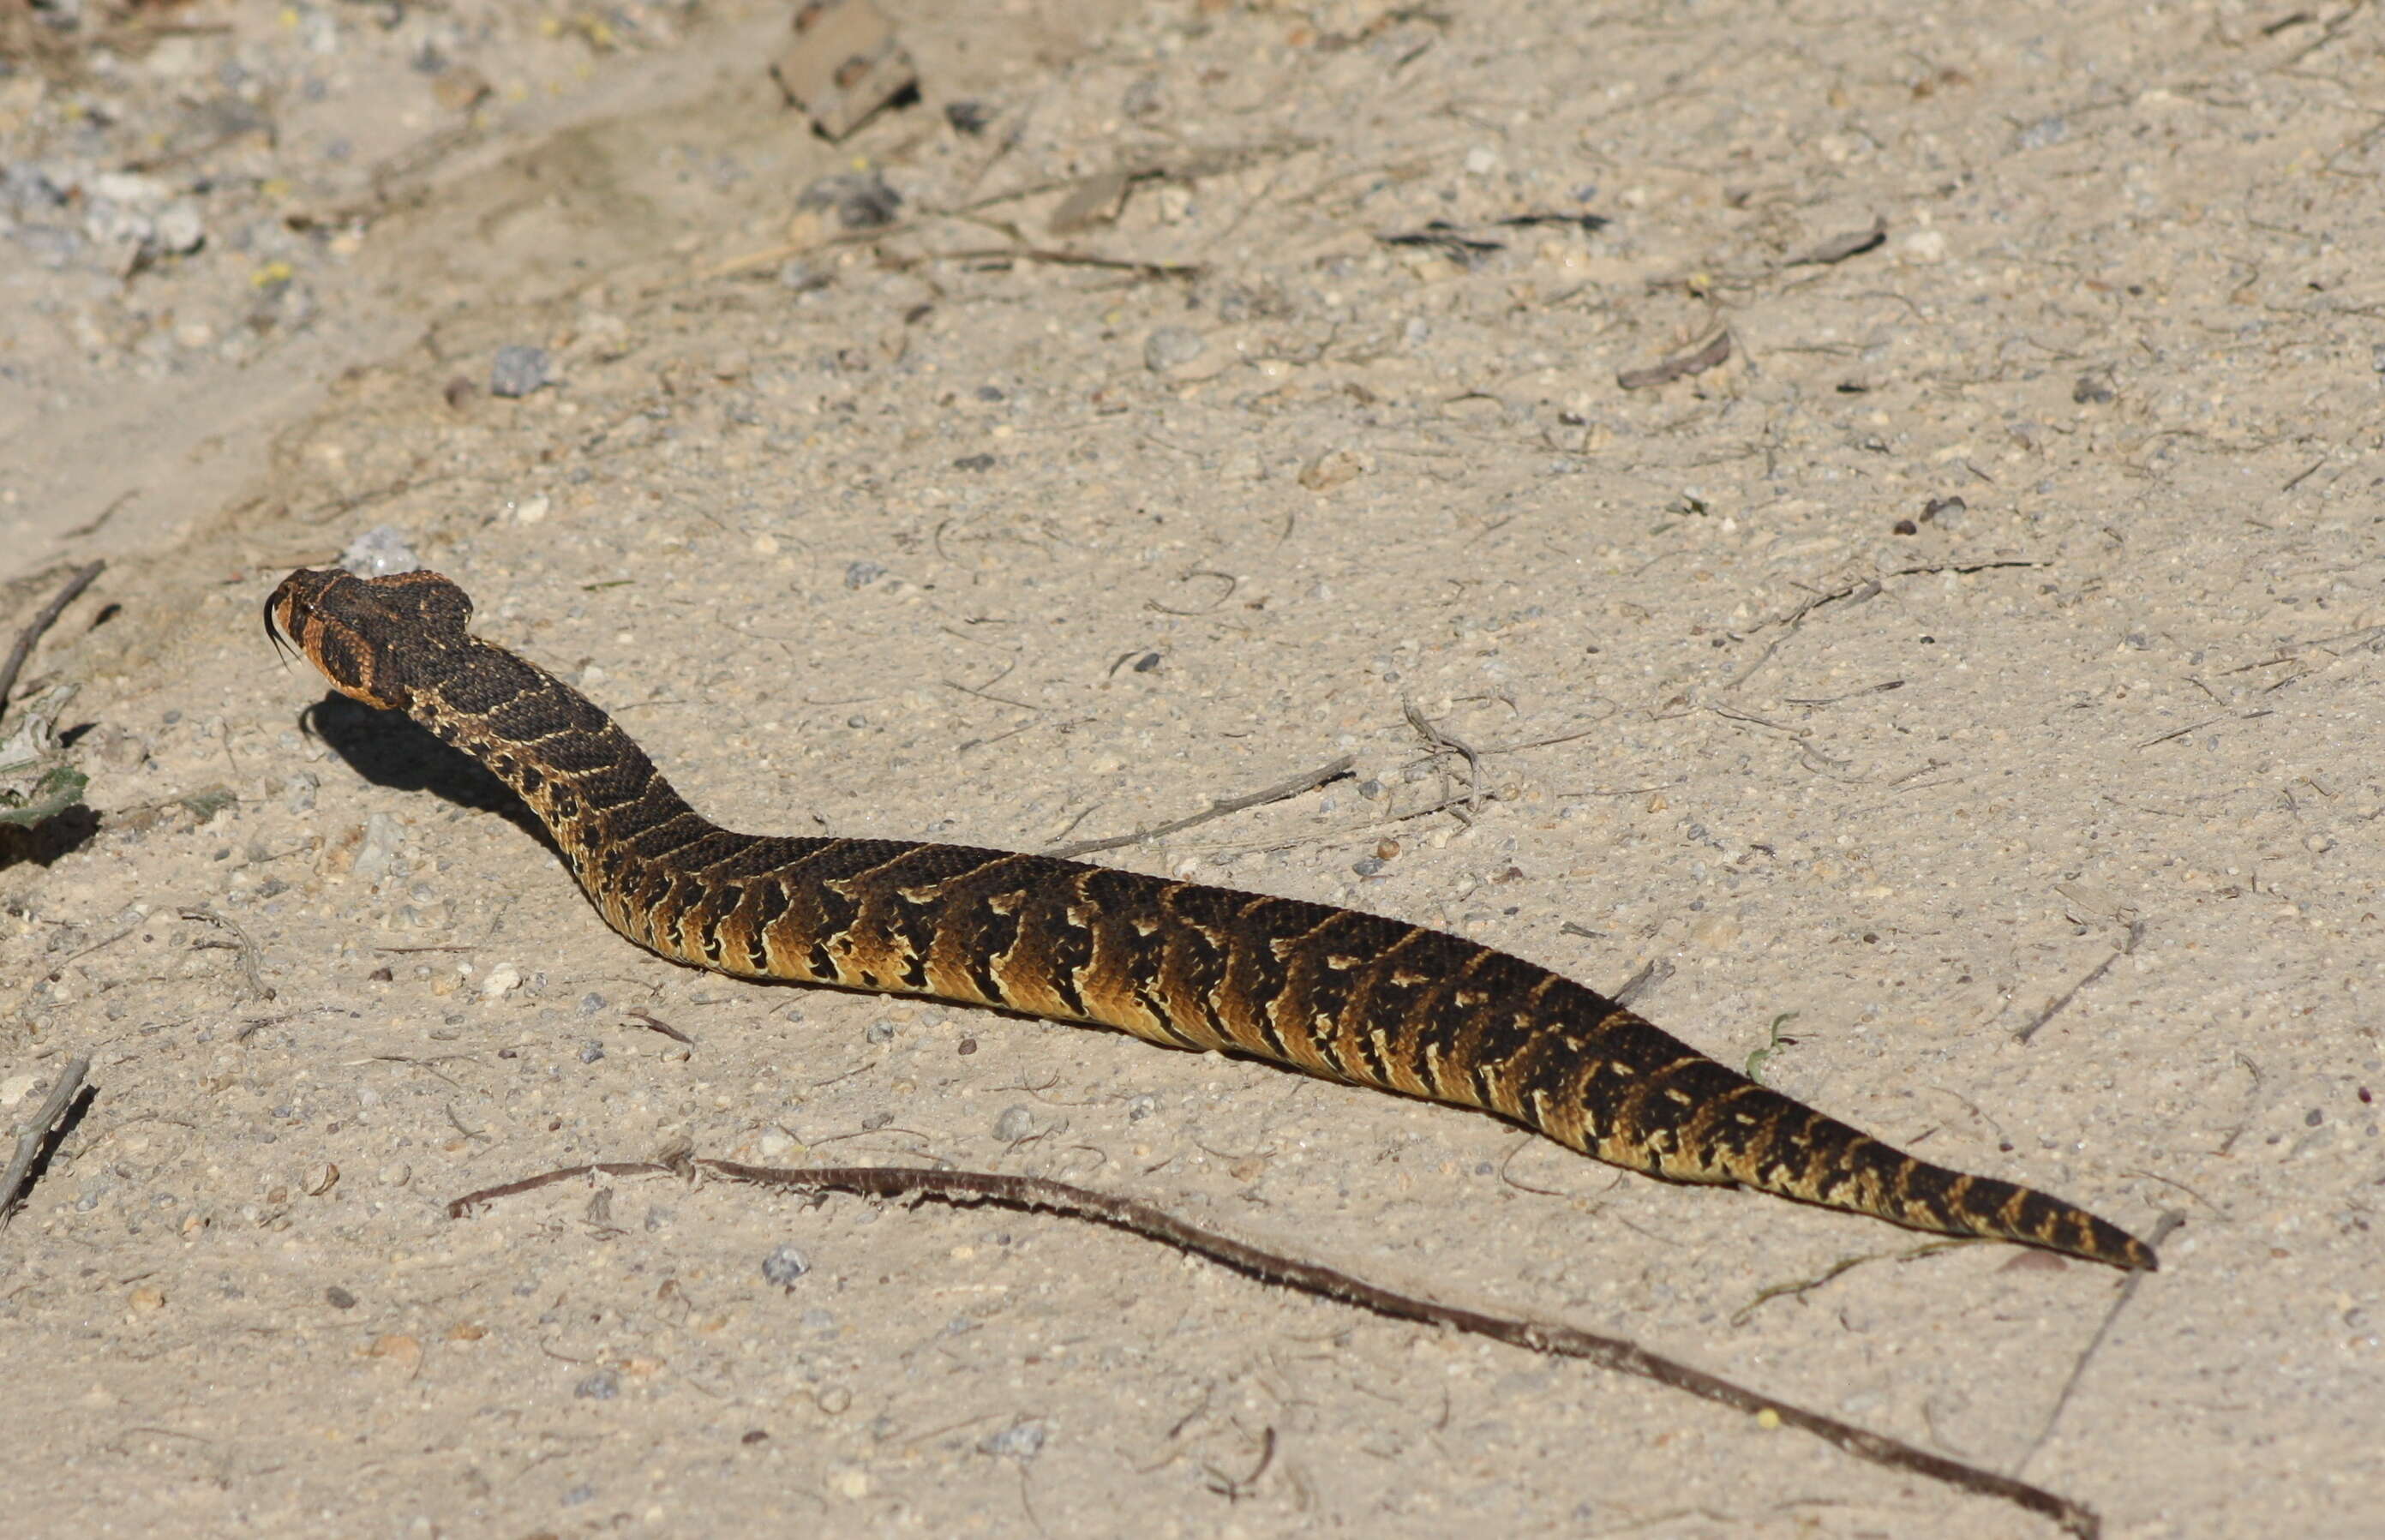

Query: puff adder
[[267, 566, 2155, 1270]]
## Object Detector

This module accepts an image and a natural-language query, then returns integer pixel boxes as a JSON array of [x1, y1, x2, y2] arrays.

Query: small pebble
[[575, 1369, 620, 1400], [578, 1042, 605, 1064], [480, 962, 523, 998], [489, 345, 553, 398], [1297, 448, 1366, 492], [992, 1105, 1034, 1142], [1143, 325, 1204, 374], [152, 200, 206, 255], [865, 1020, 896, 1044], [762, 1243, 811, 1287], [795, 171, 902, 230], [980, 1418, 1047, 1460], [326, 1285, 358, 1309], [2016, 115, 2070, 150], [577, 992, 607, 1016], [844, 560, 887, 590], [339, 526, 421, 578]]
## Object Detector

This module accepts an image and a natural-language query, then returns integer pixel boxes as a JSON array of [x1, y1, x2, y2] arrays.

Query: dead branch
[[451, 1155, 2104, 1538], [0, 560, 105, 717], [0, 1054, 92, 1225]]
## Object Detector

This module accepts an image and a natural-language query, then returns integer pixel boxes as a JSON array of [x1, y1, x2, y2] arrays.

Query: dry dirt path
[[4, 3, 2382, 1536]]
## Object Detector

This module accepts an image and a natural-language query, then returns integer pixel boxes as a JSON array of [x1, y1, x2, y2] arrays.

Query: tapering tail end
[[1617, 1054, 2159, 1269], [1885, 1150, 2158, 1270], [1751, 1094, 2158, 1269]]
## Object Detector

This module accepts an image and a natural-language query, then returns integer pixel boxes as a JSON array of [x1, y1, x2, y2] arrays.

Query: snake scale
[[267, 567, 2154, 1270]]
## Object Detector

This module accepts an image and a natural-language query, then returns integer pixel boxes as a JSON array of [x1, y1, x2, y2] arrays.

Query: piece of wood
[[768, 0, 917, 141], [0, 1055, 91, 1225]]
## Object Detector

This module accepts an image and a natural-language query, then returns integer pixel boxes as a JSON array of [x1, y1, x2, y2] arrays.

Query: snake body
[[268, 567, 2154, 1269]]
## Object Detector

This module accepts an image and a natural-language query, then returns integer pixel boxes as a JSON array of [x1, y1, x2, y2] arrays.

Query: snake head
[[265, 566, 476, 710]]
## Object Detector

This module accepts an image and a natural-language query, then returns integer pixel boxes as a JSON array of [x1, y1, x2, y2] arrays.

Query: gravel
[[338, 525, 422, 578], [760, 1243, 810, 1287], [488, 345, 554, 398]]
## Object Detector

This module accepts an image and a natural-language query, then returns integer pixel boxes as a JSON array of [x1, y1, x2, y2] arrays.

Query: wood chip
[[1047, 171, 1132, 235], [1616, 330, 1733, 391], [768, 0, 918, 141], [1787, 217, 1887, 267]]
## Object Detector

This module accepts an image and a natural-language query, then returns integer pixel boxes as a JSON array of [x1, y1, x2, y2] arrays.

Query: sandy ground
[[4, 1, 2383, 1535]]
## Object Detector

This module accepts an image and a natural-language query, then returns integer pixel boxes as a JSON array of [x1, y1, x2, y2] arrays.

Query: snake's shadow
[[302, 693, 560, 861], [297, 692, 1061, 1021]]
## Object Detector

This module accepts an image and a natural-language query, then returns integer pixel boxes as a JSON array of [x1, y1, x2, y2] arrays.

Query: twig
[[0, 560, 105, 717], [1611, 958, 1672, 1009], [2014, 921, 2142, 1045], [1741, 560, 2047, 645], [931, 245, 1202, 280], [2280, 455, 2328, 494], [1785, 218, 1887, 267], [1047, 755, 1354, 858], [1617, 330, 1733, 390], [1402, 698, 1483, 824], [943, 658, 1043, 713], [2016, 1211, 2185, 1474], [1202, 1424, 1277, 1498], [0, 1054, 92, 1225], [178, 906, 274, 1002], [1730, 1238, 1968, 1327], [451, 1157, 2106, 1538], [2138, 710, 2272, 749], [627, 1008, 693, 1046]]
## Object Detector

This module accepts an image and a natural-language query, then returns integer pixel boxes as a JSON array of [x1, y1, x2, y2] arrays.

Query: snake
[[267, 566, 2155, 1270]]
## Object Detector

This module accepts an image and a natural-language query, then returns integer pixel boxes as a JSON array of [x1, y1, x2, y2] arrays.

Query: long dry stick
[[2016, 920, 2142, 1046], [2017, 1210, 2184, 1475], [0, 560, 105, 717], [452, 1156, 2105, 1538]]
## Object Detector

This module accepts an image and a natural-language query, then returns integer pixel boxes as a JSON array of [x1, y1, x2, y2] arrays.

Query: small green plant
[[1744, 1011, 1801, 1084], [0, 682, 87, 829]]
